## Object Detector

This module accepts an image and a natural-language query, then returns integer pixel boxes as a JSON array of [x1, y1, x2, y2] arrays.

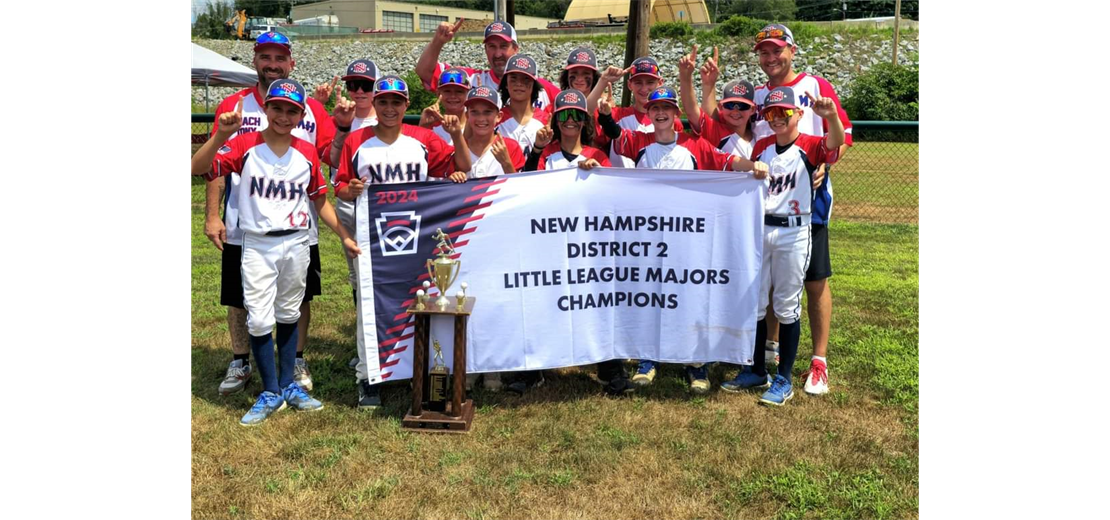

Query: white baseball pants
[[336, 197, 358, 291], [757, 222, 812, 325], [241, 230, 311, 337]]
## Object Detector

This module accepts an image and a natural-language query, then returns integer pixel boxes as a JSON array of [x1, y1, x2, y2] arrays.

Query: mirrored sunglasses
[[376, 78, 408, 92], [756, 28, 786, 41], [762, 107, 795, 122], [556, 110, 586, 123], [722, 101, 753, 111], [439, 71, 469, 87]]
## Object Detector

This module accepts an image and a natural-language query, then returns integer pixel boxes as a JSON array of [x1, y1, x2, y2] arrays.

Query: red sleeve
[[206, 133, 251, 182], [589, 108, 610, 150], [697, 113, 727, 145], [306, 98, 336, 160], [534, 104, 552, 125], [506, 138, 526, 172], [418, 126, 455, 178], [750, 136, 777, 162], [797, 134, 840, 166], [815, 76, 853, 146], [498, 106, 513, 125], [612, 128, 653, 159], [585, 146, 610, 167], [686, 135, 734, 171], [535, 143, 556, 171], [294, 139, 327, 200], [336, 127, 374, 191], [538, 77, 561, 109]]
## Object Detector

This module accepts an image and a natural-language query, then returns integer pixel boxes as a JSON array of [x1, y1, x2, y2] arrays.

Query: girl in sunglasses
[[677, 45, 757, 160], [526, 89, 606, 172]]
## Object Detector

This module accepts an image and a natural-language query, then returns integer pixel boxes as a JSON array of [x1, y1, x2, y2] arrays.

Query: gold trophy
[[426, 228, 461, 310], [428, 339, 449, 412]]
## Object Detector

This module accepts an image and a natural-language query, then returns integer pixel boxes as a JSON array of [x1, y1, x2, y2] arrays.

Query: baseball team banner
[[355, 167, 765, 383]]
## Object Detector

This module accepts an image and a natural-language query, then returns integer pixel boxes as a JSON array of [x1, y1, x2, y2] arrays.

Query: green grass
[[191, 149, 918, 518]]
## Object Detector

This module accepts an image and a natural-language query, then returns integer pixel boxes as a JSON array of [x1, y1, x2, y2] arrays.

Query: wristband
[[336, 125, 351, 132]]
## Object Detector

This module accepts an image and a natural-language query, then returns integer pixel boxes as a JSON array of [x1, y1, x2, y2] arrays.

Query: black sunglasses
[[722, 101, 754, 111], [346, 80, 374, 93]]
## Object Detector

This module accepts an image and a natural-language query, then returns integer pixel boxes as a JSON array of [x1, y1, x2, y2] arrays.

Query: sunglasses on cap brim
[[439, 71, 469, 88]]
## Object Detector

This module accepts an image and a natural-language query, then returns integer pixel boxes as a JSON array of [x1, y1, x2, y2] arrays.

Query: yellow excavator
[[225, 10, 250, 40]]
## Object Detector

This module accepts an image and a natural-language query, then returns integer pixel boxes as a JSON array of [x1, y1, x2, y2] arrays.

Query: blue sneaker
[[720, 368, 771, 393], [240, 391, 286, 426], [282, 383, 324, 411], [685, 364, 711, 394], [759, 375, 794, 406], [631, 360, 657, 386]]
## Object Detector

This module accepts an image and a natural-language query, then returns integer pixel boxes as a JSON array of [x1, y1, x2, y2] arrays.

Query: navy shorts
[[804, 224, 832, 282]]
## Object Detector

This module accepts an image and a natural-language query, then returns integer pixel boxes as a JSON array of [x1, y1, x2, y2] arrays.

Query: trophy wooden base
[[401, 399, 475, 433]]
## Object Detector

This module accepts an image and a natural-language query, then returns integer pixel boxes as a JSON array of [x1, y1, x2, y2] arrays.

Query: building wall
[[565, 0, 710, 24], [291, 0, 556, 32]]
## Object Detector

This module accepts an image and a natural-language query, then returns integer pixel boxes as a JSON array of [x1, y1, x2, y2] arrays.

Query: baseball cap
[[761, 86, 799, 111], [754, 24, 796, 50], [721, 79, 756, 106], [438, 67, 471, 90], [464, 85, 500, 108], [254, 31, 292, 53], [265, 79, 307, 110], [645, 86, 679, 108], [484, 21, 517, 44], [373, 75, 409, 100], [342, 59, 378, 81], [553, 89, 587, 114], [504, 54, 539, 81], [565, 47, 598, 71], [630, 57, 662, 80]]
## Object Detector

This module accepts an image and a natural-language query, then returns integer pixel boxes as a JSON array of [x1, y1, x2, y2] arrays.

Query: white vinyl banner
[[357, 167, 765, 382]]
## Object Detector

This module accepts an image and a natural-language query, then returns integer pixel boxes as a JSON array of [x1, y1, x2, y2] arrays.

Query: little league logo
[[353, 62, 369, 73], [575, 52, 591, 62], [562, 92, 580, 104], [475, 86, 493, 97], [767, 90, 786, 103], [732, 84, 749, 96], [513, 57, 532, 69], [279, 82, 297, 93], [489, 22, 504, 33], [376, 211, 422, 256]]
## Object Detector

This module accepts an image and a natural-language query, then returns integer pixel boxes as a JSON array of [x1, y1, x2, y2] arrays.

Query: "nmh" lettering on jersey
[[369, 162, 423, 183], [768, 172, 797, 195], [250, 177, 307, 201]]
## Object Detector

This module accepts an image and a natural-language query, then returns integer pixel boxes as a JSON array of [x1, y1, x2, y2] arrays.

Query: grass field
[[191, 143, 918, 519]]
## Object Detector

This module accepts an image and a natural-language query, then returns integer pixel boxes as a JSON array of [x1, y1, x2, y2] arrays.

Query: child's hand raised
[[217, 95, 245, 137], [534, 118, 554, 148]]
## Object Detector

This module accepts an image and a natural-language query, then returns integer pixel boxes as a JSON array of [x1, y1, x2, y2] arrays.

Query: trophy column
[[403, 297, 476, 433]]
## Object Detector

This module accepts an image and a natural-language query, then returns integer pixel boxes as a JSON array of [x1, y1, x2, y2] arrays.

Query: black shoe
[[358, 379, 381, 409], [506, 371, 545, 395], [602, 374, 635, 396], [596, 360, 627, 384]]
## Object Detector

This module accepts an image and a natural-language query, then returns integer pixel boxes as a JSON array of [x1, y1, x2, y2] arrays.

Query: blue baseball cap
[[265, 79, 307, 110], [646, 86, 678, 108], [631, 57, 662, 80], [484, 21, 517, 43], [465, 85, 499, 109], [721, 79, 756, 106], [761, 86, 799, 110], [553, 89, 587, 114], [342, 59, 378, 81], [504, 54, 539, 81], [755, 24, 796, 50]]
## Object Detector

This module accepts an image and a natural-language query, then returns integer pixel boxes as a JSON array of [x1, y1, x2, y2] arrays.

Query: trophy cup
[[426, 228, 461, 310], [428, 339, 449, 412]]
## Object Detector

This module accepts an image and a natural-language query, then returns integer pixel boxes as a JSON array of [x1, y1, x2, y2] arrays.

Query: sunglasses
[[762, 107, 796, 122], [346, 80, 373, 92], [722, 101, 753, 111], [376, 78, 408, 93], [756, 28, 786, 41], [556, 110, 586, 123], [256, 32, 292, 49], [439, 71, 469, 87]]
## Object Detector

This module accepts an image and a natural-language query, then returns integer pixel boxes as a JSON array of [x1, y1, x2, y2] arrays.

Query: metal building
[[565, 0, 710, 24], [290, 0, 557, 32]]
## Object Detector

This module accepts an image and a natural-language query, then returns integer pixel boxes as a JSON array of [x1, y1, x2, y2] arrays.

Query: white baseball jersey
[[606, 106, 686, 168], [467, 136, 525, 179], [533, 143, 610, 170], [328, 114, 378, 185], [750, 134, 839, 217], [753, 73, 852, 226], [496, 116, 545, 157], [211, 87, 336, 245], [207, 133, 327, 236], [612, 129, 734, 171], [696, 113, 754, 160], [335, 124, 458, 190], [428, 63, 561, 111]]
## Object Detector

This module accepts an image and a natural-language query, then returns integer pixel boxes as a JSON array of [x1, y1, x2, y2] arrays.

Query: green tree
[[842, 62, 918, 121], [193, 1, 236, 39], [234, 0, 291, 18], [714, 0, 796, 22]]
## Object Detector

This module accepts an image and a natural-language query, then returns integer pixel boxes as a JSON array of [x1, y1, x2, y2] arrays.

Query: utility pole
[[506, 0, 515, 27], [621, 0, 651, 107], [892, 0, 901, 66]]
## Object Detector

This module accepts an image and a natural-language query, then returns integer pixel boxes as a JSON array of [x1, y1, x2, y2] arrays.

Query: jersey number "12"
[[287, 211, 309, 227]]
